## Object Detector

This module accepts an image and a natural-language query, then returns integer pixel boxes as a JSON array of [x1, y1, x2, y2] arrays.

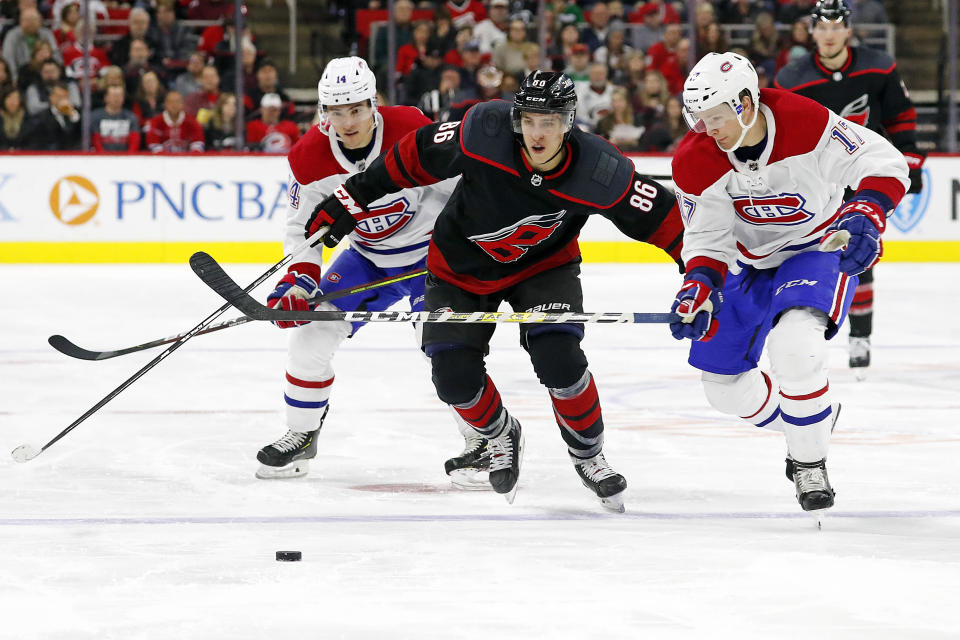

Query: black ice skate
[[444, 432, 491, 490], [487, 419, 523, 503], [255, 407, 327, 479], [572, 452, 627, 513], [791, 459, 835, 523], [849, 336, 870, 380]]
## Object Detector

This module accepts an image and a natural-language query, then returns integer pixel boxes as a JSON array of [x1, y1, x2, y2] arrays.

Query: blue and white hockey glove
[[304, 184, 364, 248], [820, 199, 885, 276], [267, 266, 322, 329], [670, 268, 723, 342]]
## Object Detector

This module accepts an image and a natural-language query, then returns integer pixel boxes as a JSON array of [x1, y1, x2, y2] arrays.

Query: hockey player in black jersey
[[304, 71, 684, 511], [775, 0, 925, 378]]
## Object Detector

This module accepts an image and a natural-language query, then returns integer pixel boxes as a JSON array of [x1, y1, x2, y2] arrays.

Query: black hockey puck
[[275, 551, 302, 562]]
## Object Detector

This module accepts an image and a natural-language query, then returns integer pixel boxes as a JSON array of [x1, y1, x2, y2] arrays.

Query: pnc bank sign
[[49, 174, 287, 225]]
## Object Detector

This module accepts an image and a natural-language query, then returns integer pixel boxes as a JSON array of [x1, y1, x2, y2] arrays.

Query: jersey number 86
[[629, 180, 658, 212]]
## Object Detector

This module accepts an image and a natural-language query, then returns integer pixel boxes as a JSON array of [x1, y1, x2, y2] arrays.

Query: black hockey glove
[[304, 184, 367, 248], [904, 152, 924, 194]]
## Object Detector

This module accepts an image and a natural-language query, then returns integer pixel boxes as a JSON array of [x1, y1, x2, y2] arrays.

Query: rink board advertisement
[[1, 153, 958, 263]]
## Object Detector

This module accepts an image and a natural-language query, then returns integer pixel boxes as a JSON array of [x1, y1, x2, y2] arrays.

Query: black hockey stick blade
[[47, 316, 254, 361]]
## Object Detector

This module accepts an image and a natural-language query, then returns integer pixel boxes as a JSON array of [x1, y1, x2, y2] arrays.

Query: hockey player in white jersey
[[256, 57, 487, 487], [668, 52, 908, 515]]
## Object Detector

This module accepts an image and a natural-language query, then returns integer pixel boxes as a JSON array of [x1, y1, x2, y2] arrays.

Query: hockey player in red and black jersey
[[304, 71, 685, 511], [775, 0, 924, 377]]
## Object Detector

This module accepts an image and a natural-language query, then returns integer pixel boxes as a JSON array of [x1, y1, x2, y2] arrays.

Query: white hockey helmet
[[317, 56, 378, 115], [682, 52, 760, 151]]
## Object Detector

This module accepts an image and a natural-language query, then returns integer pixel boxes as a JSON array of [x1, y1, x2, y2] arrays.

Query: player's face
[[325, 101, 375, 149], [686, 102, 744, 151], [520, 112, 566, 168], [812, 19, 850, 59]]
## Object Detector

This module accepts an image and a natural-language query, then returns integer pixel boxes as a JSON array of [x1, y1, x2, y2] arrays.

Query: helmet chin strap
[[715, 103, 759, 153]]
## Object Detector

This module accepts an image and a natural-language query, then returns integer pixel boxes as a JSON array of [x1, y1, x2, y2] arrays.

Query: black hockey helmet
[[511, 70, 578, 145], [810, 0, 851, 26]]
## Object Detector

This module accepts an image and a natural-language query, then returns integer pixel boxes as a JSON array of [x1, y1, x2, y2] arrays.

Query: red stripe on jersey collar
[[519, 142, 573, 180], [814, 47, 853, 76]]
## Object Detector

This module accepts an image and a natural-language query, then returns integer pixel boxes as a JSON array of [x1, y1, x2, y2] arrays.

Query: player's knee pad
[[286, 304, 352, 379], [701, 369, 768, 417], [768, 307, 828, 384], [429, 347, 487, 406], [525, 329, 587, 389]]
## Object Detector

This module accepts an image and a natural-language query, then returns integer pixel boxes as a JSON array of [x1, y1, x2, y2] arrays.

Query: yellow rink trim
[[0, 240, 958, 263]]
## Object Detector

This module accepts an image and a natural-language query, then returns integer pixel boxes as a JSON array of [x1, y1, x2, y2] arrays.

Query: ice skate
[[444, 431, 491, 490], [572, 452, 627, 513], [791, 458, 835, 527], [255, 407, 327, 479], [849, 336, 870, 380], [487, 419, 523, 503]]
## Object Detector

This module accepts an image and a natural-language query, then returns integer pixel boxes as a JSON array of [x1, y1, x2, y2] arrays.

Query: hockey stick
[[190, 251, 679, 324], [10, 228, 329, 464], [48, 268, 428, 361]]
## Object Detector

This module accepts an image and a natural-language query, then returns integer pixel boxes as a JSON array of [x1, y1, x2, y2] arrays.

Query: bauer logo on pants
[[50, 175, 99, 225]]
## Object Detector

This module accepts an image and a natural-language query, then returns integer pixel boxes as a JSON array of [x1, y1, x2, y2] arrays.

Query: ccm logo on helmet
[[733, 193, 815, 226]]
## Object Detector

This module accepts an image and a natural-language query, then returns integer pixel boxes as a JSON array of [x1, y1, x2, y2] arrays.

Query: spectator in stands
[[0, 88, 28, 149], [514, 43, 540, 85], [244, 59, 293, 118], [694, 1, 717, 37], [221, 40, 258, 94], [49, 0, 107, 30], [132, 69, 165, 126], [437, 64, 508, 121], [620, 50, 646, 100], [697, 21, 727, 57], [579, 0, 612, 53], [749, 11, 779, 77], [93, 64, 125, 108], [52, 2, 79, 50], [204, 92, 239, 150], [548, 23, 582, 70], [401, 40, 444, 106], [396, 20, 433, 76], [444, 26, 474, 67], [418, 63, 462, 119], [110, 8, 158, 68], [473, 0, 509, 54], [576, 61, 614, 131], [549, 0, 584, 29], [373, 0, 414, 71], [433, 6, 457, 55], [452, 38, 483, 94], [492, 19, 536, 77], [146, 89, 204, 152], [15, 38, 51, 91], [2, 7, 60, 77], [628, 3, 663, 53], [174, 51, 205, 97], [661, 95, 686, 151], [123, 38, 165, 97], [594, 23, 632, 73], [777, 0, 816, 24], [25, 59, 79, 115], [444, 0, 486, 29], [89, 83, 140, 151], [183, 64, 219, 123], [634, 67, 669, 122], [62, 19, 111, 81], [0, 58, 12, 95], [722, 0, 776, 24], [645, 22, 680, 71], [212, 16, 255, 76], [776, 19, 812, 72], [150, 0, 193, 67], [25, 81, 80, 149], [596, 86, 646, 151], [564, 42, 591, 89], [628, 0, 680, 24], [606, 0, 626, 24], [245, 92, 298, 152], [187, 0, 238, 21]]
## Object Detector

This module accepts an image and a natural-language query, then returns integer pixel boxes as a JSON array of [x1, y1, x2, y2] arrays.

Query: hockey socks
[[452, 374, 509, 439], [550, 371, 604, 459]]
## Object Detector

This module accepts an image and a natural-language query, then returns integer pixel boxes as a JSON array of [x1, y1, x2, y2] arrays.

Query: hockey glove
[[820, 199, 885, 276], [670, 268, 723, 342], [267, 266, 322, 328], [904, 152, 924, 194], [304, 184, 365, 248]]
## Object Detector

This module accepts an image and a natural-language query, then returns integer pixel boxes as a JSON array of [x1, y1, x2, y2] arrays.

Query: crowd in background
[[0, 0, 303, 152], [0, 0, 893, 154], [368, 0, 890, 152]]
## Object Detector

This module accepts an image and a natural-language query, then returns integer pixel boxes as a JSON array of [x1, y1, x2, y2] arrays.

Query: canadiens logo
[[469, 210, 566, 263], [326, 272, 341, 283], [352, 196, 415, 241], [733, 193, 815, 226]]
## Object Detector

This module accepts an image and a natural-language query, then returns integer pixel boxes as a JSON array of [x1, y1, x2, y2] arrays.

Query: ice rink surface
[[1, 261, 957, 639]]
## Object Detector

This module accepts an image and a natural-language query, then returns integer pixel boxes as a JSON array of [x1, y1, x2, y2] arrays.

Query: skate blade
[[853, 368, 868, 382], [807, 508, 829, 529], [600, 493, 626, 513], [255, 460, 310, 479], [503, 485, 518, 505], [448, 469, 492, 491]]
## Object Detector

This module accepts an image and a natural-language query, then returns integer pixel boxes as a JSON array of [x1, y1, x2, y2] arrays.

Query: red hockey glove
[[670, 268, 723, 342], [266, 266, 322, 328], [820, 199, 885, 276], [304, 184, 366, 248]]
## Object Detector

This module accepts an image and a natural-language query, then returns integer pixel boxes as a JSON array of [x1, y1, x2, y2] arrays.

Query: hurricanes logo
[[839, 93, 870, 127], [469, 210, 566, 263], [353, 196, 415, 241], [50, 175, 99, 225], [733, 193, 814, 226]]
